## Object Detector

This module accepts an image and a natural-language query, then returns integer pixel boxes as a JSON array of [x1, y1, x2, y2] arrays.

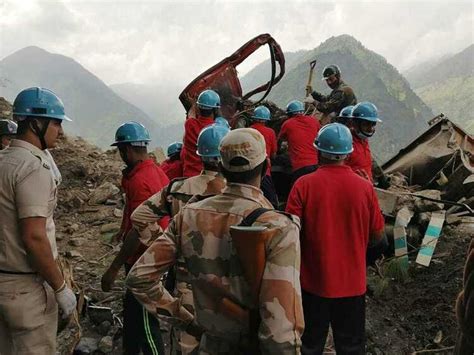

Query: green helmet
[[322, 65, 341, 80]]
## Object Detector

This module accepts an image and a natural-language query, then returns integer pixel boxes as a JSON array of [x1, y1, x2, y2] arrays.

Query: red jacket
[[278, 114, 320, 172], [121, 159, 170, 264], [345, 133, 373, 181], [286, 164, 384, 298], [181, 115, 214, 177], [250, 122, 277, 176], [160, 158, 183, 181]]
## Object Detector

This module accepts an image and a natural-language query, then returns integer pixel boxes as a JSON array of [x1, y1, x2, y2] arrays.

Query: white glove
[[55, 285, 77, 318], [304, 96, 316, 104]]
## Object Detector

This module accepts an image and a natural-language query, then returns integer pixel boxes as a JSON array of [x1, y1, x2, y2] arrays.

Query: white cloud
[[1, 0, 472, 87]]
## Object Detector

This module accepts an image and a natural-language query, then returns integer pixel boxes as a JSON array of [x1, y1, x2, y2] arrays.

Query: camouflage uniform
[[131, 170, 226, 354], [127, 128, 304, 354], [311, 80, 357, 116]]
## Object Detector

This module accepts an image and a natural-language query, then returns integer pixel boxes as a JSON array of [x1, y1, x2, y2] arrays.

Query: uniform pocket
[[42, 282, 57, 317]]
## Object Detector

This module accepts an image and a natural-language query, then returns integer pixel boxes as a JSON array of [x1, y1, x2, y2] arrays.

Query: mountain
[[241, 35, 434, 162], [404, 44, 474, 134], [403, 54, 451, 87], [0, 46, 182, 149]]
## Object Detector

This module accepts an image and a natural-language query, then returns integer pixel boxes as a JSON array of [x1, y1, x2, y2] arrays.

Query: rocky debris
[[74, 337, 99, 354], [97, 320, 112, 336], [88, 305, 114, 325], [100, 222, 120, 234], [0, 97, 12, 120], [89, 182, 120, 205], [414, 190, 445, 212], [98, 336, 114, 354]]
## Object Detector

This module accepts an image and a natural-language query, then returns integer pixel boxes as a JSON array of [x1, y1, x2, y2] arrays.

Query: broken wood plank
[[393, 207, 414, 268], [416, 211, 446, 267]]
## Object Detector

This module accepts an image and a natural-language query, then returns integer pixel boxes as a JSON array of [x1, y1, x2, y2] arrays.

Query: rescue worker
[[181, 89, 220, 177], [335, 105, 354, 125], [278, 99, 321, 184], [161, 141, 184, 180], [0, 87, 77, 354], [101, 121, 169, 355], [308, 65, 357, 124], [286, 123, 385, 355], [130, 123, 229, 354], [345, 102, 382, 182], [126, 128, 304, 353], [249, 105, 278, 207], [0, 119, 18, 150]]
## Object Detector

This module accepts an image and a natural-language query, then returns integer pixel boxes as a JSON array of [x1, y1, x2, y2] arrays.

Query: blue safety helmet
[[13, 87, 72, 121], [197, 89, 220, 109], [286, 100, 304, 115], [351, 102, 382, 123], [196, 123, 230, 158], [167, 142, 183, 157], [314, 123, 353, 156], [252, 106, 271, 121], [214, 116, 230, 129], [338, 105, 354, 118], [111, 121, 151, 146]]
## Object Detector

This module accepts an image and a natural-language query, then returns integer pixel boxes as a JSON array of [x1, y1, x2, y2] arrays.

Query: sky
[[0, 0, 472, 88]]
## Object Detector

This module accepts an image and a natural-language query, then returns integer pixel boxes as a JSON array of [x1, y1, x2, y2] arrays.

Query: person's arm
[[125, 216, 195, 329], [16, 164, 76, 317], [368, 187, 385, 243], [311, 90, 329, 102], [285, 182, 304, 220], [257, 213, 304, 354], [101, 228, 141, 291], [131, 187, 170, 246], [20, 217, 63, 290], [316, 89, 345, 114]]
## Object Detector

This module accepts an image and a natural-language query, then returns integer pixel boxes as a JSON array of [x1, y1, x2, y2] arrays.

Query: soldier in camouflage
[[126, 128, 304, 354], [308, 65, 357, 124], [131, 123, 229, 354]]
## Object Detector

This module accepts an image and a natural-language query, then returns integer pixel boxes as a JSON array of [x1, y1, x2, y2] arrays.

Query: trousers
[[0, 273, 58, 355]]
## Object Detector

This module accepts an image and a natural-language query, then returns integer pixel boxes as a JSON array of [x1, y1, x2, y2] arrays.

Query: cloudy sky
[[1, 0, 472, 88]]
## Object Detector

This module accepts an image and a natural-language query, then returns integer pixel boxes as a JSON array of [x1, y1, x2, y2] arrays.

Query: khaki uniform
[[131, 170, 226, 354], [127, 183, 304, 354], [311, 81, 357, 124], [0, 139, 60, 354]]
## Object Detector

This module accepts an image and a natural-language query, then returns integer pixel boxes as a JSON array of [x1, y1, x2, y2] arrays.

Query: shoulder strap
[[165, 177, 187, 216], [239, 208, 272, 227]]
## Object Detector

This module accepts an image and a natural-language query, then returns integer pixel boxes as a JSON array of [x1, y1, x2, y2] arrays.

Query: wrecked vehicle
[[179, 33, 285, 125]]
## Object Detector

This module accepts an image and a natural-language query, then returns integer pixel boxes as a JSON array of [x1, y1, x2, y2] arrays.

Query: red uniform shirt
[[345, 133, 373, 181], [286, 164, 384, 298], [160, 158, 183, 181], [250, 122, 277, 176], [181, 115, 214, 177], [121, 159, 170, 264], [278, 114, 320, 172]]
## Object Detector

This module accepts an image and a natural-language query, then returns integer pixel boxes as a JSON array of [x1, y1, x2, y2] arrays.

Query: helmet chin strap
[[30, 119, 50, 150], [356, 122, 374, 139]]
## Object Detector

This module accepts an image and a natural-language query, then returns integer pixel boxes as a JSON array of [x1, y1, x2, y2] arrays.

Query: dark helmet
[[322, 65, 341, 80], [0, 119, 18, 136]]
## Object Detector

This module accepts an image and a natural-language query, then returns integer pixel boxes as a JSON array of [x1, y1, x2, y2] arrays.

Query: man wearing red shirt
[[345, 102, 382, 182], [181, 89, 219, 177], [278, 99, 320, 184], [101, 121, 169, 355], [161, 141, 184, 180], [286, 123, 385, 354], [249, 105, 278, 207]]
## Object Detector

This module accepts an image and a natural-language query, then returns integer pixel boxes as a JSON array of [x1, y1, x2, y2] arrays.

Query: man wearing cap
[[308, 65, 357, 123], [0, 87, 77, 353], [0, 119, 18, 150], [181, 89, 220, 178], [278, 99, 321, 184], [160, 142, 184, 180], [101, 121, 169, 355], [286, 123, 384, 354], [126, 128, 304, 353], [129, 123, 229, 355]]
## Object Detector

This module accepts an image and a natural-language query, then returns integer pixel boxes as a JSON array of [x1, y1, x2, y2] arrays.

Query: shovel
[[305, 59, 317, 97]]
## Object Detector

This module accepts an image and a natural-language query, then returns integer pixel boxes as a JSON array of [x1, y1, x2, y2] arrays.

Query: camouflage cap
[[219, 128, 266, 172]]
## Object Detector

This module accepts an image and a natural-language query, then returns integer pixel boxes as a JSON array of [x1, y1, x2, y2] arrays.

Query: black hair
[[220, 159, 266, 184]]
